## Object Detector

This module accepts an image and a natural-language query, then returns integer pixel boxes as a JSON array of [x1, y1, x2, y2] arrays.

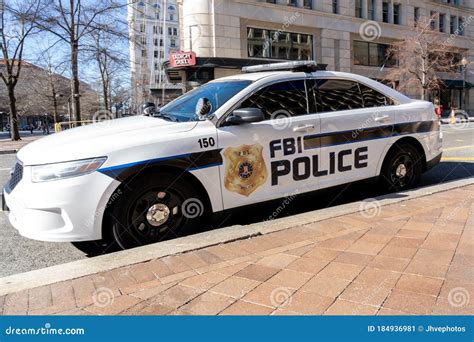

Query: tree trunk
[[102, 81, 109, 111], [7, 85, 21, 141], [52, 88, 58, 124], [70, 40, 81, 124]]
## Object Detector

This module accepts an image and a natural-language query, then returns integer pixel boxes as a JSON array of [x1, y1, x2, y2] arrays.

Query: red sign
[[170, 52, 197, 68]]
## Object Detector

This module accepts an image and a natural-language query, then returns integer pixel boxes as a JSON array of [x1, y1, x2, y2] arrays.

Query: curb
[[0, 150, 18, 155], [0, 177, 473, 296]]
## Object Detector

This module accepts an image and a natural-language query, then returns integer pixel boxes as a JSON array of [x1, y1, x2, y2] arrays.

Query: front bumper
[[3, 166, 118, 242]]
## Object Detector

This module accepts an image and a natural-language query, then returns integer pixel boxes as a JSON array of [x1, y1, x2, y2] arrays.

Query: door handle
[[374, 115, 390, 123], [293, 124, 315, 133]]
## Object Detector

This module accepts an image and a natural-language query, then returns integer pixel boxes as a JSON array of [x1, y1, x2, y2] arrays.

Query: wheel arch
[[100, 165, 214, 241], [378, 136, 428, 175]]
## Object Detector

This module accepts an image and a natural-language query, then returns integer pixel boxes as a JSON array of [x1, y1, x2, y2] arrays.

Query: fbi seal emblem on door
[[224, 144, 268, 197]]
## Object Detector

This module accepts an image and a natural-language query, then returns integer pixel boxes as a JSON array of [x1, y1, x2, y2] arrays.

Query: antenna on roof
[[242, 61, 323, 73]]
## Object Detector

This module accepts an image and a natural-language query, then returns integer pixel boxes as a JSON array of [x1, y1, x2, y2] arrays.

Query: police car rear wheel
[[109, 174, 204, 249], [381, 144, 422, 192]]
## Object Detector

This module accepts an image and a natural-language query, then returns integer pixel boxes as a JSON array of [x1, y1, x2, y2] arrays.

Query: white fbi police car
[[3, 61, 442, 249]]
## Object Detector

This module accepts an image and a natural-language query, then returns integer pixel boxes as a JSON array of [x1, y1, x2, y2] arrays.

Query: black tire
[[380, 143, 423, 192], [107, 173, 206, 250]]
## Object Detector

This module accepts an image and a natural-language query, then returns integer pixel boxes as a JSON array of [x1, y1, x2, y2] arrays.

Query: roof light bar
[[242, 61, 320, 73]]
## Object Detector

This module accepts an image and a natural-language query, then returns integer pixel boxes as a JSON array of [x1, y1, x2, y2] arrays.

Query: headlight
[[31, 157, 107, 182]]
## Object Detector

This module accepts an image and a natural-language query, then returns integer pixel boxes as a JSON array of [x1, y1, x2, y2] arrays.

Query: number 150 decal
[[198, 137, 216, 149]]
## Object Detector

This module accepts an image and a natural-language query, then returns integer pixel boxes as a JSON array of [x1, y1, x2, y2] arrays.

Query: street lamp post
[[460, 57, 469, 112]]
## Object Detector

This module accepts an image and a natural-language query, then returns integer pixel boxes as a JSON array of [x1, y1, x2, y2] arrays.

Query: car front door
[[216, 78, 322, 210], [315, 78, 395, 189]]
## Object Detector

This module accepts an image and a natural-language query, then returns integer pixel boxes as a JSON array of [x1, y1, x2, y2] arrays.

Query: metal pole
[[161, 0, 167, 105], [463, 65, 466, 111]]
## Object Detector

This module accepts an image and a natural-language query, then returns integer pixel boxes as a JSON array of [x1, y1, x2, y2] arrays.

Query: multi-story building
[[128, 0, 182, 108], [169, 0, 473, 113]]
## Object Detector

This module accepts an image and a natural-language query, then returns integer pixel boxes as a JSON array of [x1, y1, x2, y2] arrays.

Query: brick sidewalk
[[1, 185, 473, 316]]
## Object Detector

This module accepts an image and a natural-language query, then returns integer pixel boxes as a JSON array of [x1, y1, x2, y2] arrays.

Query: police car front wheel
[[107, 173, 205, 249], [381, 143, 422, 192]]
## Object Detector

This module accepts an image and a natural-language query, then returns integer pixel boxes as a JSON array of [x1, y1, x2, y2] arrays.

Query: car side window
[[239, 80, 308, 120], [316, 79, 364, 112], [359, 83, 394, 107]]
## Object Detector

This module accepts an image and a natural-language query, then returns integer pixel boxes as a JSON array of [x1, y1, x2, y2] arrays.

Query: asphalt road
[[0, 123, 473, 277]]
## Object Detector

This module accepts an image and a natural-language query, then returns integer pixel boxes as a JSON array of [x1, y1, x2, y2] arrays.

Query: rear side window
[[239, 80, 308, 119], [359, 83, 394, 107], [316, 79, 364, 112]]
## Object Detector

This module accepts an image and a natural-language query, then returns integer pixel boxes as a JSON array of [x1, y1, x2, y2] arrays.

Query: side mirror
[[225, 108, 265, 125]]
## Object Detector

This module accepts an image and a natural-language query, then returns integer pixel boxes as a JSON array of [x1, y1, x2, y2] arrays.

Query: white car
[[3, 61, 442, 249]]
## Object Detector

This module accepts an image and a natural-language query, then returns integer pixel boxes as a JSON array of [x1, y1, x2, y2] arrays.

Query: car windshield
[[159, 80, 252, 122]]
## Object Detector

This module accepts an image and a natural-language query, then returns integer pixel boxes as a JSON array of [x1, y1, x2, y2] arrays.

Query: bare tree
[[86, 28, 128, 112], [0, 0, 42, 140], [387, 14, 459, 101], [33, 0, 126, 124]]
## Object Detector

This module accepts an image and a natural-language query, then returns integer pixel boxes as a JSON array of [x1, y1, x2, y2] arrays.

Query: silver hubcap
[[396, 164, 407, 178], [146, 203, 170, 227]]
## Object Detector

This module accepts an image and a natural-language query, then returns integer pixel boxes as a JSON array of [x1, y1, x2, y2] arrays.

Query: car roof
[[213, 70, 411, 104]]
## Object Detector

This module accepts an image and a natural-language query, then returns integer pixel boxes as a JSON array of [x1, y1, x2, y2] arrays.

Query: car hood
[[18, 116, 198, 165]]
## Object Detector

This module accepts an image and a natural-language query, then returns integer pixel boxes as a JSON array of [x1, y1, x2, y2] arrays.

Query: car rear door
[[315, 77, 395, 189]]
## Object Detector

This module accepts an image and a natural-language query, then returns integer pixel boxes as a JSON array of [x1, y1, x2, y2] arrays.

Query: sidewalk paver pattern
[[1, 185, 473, 315]]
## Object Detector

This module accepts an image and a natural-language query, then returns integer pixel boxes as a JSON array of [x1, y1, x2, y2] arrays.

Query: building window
[[153, 25, 157, 34], [288, 0, 297, 6], [154, 38, 158, 46], [160, 27, 163, 34], [459, 17, 465, 35], [382, 2, 389, 23], [368, 0, 375, 20], [393, 4, 401, 25], [168, 27, 172, 35], [139, 24, 145, 33], [169, 14, 174, 21], [450, 16, 456, 34], [141, 49, 146, 57], [353, 40, 397, 67], [170, 39, 176, 47], [332, 0, 338, 14], [303, 0, 312, 9], [414, 7, 420, 27], [439, 13, 445, 32], [141, 36, 146, 45], [173, 28, 178, 36], [266, 0, 276, 3], [430, 11, 437, 30], [247, 27, 313, 61], [355, 0, 363, 18], [159, 39, 163, 46]]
